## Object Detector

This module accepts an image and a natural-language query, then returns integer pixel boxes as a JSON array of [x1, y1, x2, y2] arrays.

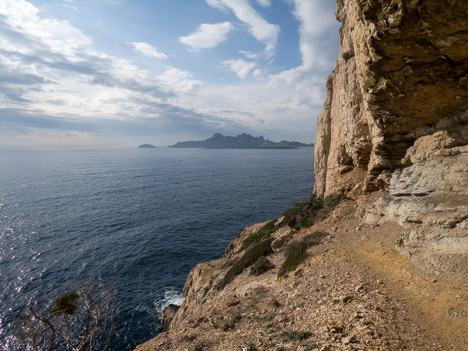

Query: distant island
[[168, 133, 314, 149], [138, 144, 157, 148]]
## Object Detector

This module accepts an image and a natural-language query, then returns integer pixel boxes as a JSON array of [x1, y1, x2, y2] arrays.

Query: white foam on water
[[154, 287, 184, 317]]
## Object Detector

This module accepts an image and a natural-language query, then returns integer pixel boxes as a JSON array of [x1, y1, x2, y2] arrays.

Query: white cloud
[[178, 22, 233, 50], [268, 0, 339, 87], [0, 0, 217, 146], [291, 0, 338, 70], [238, 50, 260, 59], [206, 0, 279, 57], [131, 42, 168, 59], [256, 0, 270, 7], [222, 59, 256, 79], [205, 0, 227, 11], [157, 67, 203, 93], [0, 0, 340, 146], [252, 68, 263, 78]]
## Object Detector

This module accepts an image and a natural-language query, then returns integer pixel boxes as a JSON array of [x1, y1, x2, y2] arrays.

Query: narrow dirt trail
[[320, 200, 468, 350], [137, 198, 468, 351]]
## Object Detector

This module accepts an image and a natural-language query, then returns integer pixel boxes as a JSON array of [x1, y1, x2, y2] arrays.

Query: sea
[[0, 147, 314, 350]]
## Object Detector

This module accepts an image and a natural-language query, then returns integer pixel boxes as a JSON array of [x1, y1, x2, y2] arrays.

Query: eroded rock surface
[[314, 0, 468, 279], [314, 0, 468, 194]]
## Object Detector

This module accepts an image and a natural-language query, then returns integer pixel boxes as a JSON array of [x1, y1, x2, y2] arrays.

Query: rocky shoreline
[[136, 0, 467, 349], [136, 195, 468, 350]]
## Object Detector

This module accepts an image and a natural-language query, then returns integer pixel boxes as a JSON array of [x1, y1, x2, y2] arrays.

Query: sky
[[0, 0, 340, 146]]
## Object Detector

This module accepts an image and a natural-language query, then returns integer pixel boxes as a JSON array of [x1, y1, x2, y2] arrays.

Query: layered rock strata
[[314, 0, 468, 279], [314, 0, 468, 195]]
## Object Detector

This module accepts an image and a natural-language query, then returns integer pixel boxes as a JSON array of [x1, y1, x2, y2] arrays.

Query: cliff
[[314, 0, 467, 195], [313, 0, 467, 280], [136, 1, 467, 350]]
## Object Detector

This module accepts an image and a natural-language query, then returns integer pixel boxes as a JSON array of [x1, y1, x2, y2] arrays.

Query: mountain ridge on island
[[138, 144, 156, 148], [168, 133, 314, 149]]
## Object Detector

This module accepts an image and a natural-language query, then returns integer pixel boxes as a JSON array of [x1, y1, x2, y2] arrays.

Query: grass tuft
[[250, 256, 274, 276], [218, 238, 273, 290], [278, 240, 309, 277], [281, 193, 345, 229], [278, 232, 328, 277], [241, 220, 278, 251]]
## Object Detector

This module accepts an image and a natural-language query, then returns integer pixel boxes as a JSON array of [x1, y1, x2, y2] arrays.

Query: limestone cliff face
[[314, 0, 468, 278], [314, 0, 467, 195]]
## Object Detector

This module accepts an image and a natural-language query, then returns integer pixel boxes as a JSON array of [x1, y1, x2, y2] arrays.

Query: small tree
[[15, 282, 116, 351]]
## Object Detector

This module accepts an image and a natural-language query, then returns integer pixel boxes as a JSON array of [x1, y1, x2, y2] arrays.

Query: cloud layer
[[178, 22, 233, 50], [0, 0, 339, 146], [206, 0, 279, 57], [131, 42, 168, 59]]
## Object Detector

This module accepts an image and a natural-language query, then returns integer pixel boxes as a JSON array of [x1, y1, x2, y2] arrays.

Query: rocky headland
[[136, 0, 467, 350], [168, 133, 314, 149]]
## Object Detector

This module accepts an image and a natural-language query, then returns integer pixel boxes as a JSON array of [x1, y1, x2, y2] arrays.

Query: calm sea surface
[[0, 147, 314, 350]]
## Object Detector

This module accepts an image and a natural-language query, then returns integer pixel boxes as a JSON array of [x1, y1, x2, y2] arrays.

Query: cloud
[[0, 0, 235, 145], [0, 0, 340, 146], [290, 0, 339, 70], [268, 0, 339, 88], [238, 50, 260, 59], [256, 0, 270, 7], [205, 0, 279, 57], [222, 59, 256, 79], [252, 68, 262, 78], [157, 67, 203, 93], [178, 22, 233, 50], [131, 42, 168, 59]]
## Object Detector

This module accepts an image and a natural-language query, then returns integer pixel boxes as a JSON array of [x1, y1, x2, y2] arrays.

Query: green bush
[[278, 240, 309, 277], [50, 291, 79, 315], [218, 238, 273, 289], [278, 232, 328, 277], [241, 220, 278, 251], [250, 256, 274, 276], [281, 193, 345, 229]]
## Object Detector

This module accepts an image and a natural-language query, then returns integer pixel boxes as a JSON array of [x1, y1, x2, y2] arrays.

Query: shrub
[[241, 220, 278, 251], [218, 238, 273, 289], [15, 282, 116, 351], [278, 232, 328, 277], [278, 240, 309, 277], [281, 194, 323, 229], [250, 256, 274, 276], [281, 193, 345, 229]]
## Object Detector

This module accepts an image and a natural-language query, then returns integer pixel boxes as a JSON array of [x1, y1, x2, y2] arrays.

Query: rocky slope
[[136, 1, 467, 350], [136, 199, 468, 351]]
